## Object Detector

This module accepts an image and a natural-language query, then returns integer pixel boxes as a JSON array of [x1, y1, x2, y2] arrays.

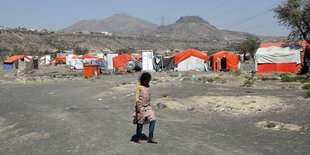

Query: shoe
[[148, 139, 158, 144], [136, 140, 143, 144]]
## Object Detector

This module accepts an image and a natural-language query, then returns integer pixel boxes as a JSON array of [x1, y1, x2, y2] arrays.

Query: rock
[[187, 107, 195, 111], [156, 103, 167, 109], [270, 106, 282, 111]]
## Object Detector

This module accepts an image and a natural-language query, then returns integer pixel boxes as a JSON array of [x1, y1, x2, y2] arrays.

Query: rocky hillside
[[61, 14, 158, 36], [152, 16, 253, 40]]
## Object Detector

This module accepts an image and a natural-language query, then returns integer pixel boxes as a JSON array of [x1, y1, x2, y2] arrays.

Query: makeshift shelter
[[153, 56, 175, 72], [81, 54, 98, 65], [70, 58, 84, 70], [66, 54, 74, 65], [255, 47, 302, 72], [4, 55, 32, 71], [113, 54, 132, 71], [107, 54, 118, 69], [172, 49, 208, 71], [142, 52, 154, 71], [260, 41, 309, 51], [210, 51, 240, 71], [55, 56, 66, 64]]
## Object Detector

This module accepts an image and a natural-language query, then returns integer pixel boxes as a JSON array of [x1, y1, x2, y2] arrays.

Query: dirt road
[[0, 72, 309, 154]]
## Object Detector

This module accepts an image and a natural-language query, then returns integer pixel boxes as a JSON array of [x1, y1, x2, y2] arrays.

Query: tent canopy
[[172, 49, 208, 64], [131, 54, 142, 59], [255, 47, 302, 72], [112, 54, 132, 70], [81, 54, 97, 59], [55, 56, 66, 63], [260, 41, 309, 51], [211, 51, 240, 71], [4, 55, 32, 63]]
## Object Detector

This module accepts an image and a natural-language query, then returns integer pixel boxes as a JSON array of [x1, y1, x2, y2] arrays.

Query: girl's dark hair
[[140, 72, 152, 86]]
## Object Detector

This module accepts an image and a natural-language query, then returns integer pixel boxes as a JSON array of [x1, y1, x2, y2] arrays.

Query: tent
[[4, 55, 32, 71], [55, 56, 66, 64], [81, 54, 98, 64], [70, 58, 84, 70], [210, 51, 240, 71], [172, 49, 208, 71], [113, 54, 132, 71], [142, 52, 154, 71], [261, 41, 309, 51], [153, 56, 175, 72], [81, 54, 97, 59], [255, 47, 302, 72], [107, 54, 118, 69]]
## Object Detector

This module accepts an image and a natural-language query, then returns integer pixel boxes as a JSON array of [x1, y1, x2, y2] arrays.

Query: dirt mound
[[256, 121, 308, 131], [154, 95, 286, 116]]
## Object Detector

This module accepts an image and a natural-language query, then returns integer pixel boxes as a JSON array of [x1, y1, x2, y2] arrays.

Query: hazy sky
[[0, 0, 290, 36]]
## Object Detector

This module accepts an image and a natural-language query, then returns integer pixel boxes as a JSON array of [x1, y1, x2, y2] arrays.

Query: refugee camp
[[0, 0, 310, 154]]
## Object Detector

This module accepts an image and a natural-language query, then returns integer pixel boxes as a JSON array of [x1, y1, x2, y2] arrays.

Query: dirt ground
[[0, 64, 310, 154]]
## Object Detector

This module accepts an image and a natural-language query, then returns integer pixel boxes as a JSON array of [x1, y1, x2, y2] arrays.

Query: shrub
[[302, 84, 310, 90], [161, 94, 169, 98], [261, 77, 270, 81], [281, 75, 294, 82], [169, 74, 178, 77], [265, 122, 277, 128], [207, 78, 214, 83], [304, 91, 310, 98], [233, 70, 242, 76], [243, 80, 254, 87]]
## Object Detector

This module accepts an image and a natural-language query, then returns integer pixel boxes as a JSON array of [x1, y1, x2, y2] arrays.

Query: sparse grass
[[265, 122, 277, 128], [161, 94, 169, 98], [262, 77, 278, 81], [282, 86, 286, 89], [302, 84, 310, 90], [233, 70, 242, 76], [243, 80, 254, 87], [300, 78, 310, 83], [169, 74, 178, 77], [152, 78, 158, 81], [281, 75, 294, 82], [281, 74, 308, 83], [207, 78, 214, 83], [122, 82, 127, 85], [300, 126, 308, 130], [303, 90, 310, 98]]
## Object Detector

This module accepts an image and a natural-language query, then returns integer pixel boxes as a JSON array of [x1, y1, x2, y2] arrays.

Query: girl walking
[[133, 72, 158, 144]]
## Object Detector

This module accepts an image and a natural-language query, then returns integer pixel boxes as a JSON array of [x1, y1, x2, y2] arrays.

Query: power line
[[220, 0, 283, 29], [198, 0, 231, 16]]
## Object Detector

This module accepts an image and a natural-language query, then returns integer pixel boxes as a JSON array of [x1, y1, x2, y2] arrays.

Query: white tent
[[175, 56, 207, 71], [255, 47, 302, 72], [142, 52, 154, 71], [70, 59, 84, 70], [107, 54, 118, 69], [66, 54, 74, 65]]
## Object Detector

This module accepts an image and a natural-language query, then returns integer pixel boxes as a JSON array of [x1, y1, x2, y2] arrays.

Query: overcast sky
[[0, 0, 290, 36]]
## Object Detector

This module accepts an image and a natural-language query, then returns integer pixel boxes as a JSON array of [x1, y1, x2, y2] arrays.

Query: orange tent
[[81, 54, 97, 59], [112, 54, 132, 71], [55, 56, 66, 63], [260, 41, 309, 51], [4, 55, 32, 63], [211, 51, 240, 71], [72, 55, 82, 59], [172, 49, 208, 64], [97, 58, 105, 61], [131, 54, 142, 59]]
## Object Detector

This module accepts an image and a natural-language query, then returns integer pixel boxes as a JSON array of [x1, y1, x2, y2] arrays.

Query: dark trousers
[[136, 120, 156, 140]]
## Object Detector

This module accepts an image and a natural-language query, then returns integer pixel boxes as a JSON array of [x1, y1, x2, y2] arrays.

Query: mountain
[[152, 16, 253, 40], [61, 13, 158, 36]]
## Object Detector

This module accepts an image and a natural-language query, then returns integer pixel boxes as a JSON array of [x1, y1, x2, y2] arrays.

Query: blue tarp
[[91, 60, 108, 69], [4, 63, 13, 71]]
